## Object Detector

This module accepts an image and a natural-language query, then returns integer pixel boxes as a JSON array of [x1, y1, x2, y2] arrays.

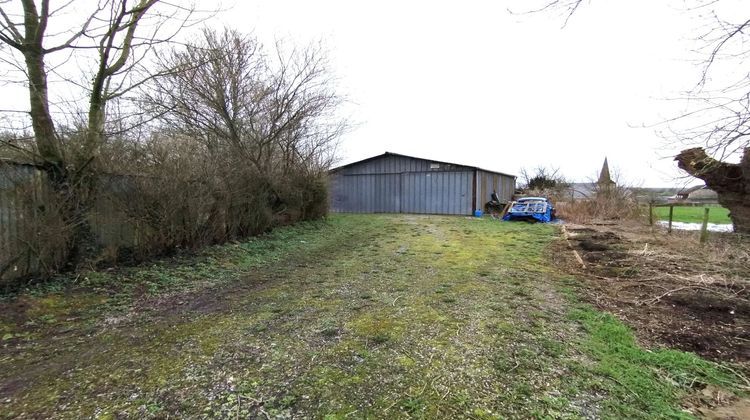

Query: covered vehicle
[[502, 197, 555, 223]]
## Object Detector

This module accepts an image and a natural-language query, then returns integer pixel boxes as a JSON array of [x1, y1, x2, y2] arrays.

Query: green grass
[[653, 205, 731, 224], [567, 306, 741, 418], [0, 215, 745, 418]]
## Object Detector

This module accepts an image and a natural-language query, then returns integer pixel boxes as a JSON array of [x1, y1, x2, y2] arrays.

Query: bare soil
[[556, 221, 750, 418], [560, 221, 750, 365], [683, 385, 750, 420]]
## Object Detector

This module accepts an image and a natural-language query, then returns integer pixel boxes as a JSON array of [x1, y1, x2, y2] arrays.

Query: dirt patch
[[560, 222, 750, 365], [566, 228, 623, 255], [683, 385, 750, 419]]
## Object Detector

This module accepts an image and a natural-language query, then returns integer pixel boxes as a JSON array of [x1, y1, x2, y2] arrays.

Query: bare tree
[[135, 28, 344, 238], [521, 0, 750, 233], [0, 0, 199, 265], [519, 165, 568, 191], [145, 28, 342, 178]]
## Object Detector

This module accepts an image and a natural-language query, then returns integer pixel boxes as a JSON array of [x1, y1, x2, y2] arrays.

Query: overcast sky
[[0, 1, 738, 187], [215, 0, 732, 187]]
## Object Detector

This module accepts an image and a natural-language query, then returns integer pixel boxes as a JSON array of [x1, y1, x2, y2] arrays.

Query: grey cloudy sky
[[0, 1, 738, 187], [216, 0, 731, 187]]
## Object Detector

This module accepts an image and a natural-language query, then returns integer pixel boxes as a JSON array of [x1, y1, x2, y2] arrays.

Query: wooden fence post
[[667, 205, 674, 233], [648, 202, 653, 226], [700, 207, 710, 244]]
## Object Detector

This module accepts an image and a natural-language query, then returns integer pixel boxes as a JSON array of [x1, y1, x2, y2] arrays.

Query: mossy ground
[[0, 215, 744, 418]]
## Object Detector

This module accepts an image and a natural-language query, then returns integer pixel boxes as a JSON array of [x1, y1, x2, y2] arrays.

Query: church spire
[[598, 157, 614, 185]]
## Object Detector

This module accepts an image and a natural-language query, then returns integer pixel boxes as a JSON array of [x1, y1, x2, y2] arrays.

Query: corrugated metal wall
[[0, 164, 139, 282], [330, 154, 514, 215], [330, 171, 473, 215], [0, 164, 45, 280], [475, 170, 515, 211], [401, 171, 473, 214], [330, 173, 401, 213]]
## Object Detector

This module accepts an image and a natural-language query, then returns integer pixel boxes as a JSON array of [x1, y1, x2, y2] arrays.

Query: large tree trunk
[[675, 147, 750, 234], [20, 3, 78, 270], [24, 50, 62, 166]]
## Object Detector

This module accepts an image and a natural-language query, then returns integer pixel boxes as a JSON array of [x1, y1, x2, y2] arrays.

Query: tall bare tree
[[523, 0, 750, 233], [146, 28, 342, 177], [520, 165, 568, 191], [135, 28, 343, 237]]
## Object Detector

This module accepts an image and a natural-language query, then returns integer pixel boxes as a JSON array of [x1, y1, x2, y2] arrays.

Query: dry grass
[[556, 188, 644, 224], [562, 221, 750, 363]]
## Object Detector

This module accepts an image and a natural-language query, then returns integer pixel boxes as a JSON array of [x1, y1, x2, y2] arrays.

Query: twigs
[[638, 285, 741, 306], [717, 364, 750, 391]]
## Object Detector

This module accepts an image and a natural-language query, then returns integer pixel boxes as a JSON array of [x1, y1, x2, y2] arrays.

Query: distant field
[[653, 205, 731, 224]]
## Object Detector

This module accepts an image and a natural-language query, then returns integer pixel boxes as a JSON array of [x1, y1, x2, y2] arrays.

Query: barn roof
[[330, 151, 516, 178]]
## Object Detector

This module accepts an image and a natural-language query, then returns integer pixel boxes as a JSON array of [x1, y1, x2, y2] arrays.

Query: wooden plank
[[500, 202, 512, 219], [561, 225, 585, 269]]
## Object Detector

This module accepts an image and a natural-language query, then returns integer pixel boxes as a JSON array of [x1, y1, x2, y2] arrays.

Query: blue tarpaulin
[[502, 197, 555, 223]]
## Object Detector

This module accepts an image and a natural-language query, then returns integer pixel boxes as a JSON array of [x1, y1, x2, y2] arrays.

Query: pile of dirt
[[559, 222, 750, 364]]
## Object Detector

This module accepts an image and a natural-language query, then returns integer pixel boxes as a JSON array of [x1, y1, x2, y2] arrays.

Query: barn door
[[399, 171, 472, 215], [329, 173, 401, 213], [374, 174, 400, 213]]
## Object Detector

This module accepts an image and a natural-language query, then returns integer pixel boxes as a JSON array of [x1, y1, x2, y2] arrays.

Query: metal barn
[[329, 152, 515, 215]]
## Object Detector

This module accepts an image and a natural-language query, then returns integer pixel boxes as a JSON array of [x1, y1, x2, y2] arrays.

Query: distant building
[[631, 187, 681, 203], [564, 158, 615, 200], [671, 185, 718, 203], [567, 182, 596, 200], [597, 157, 616, 188]]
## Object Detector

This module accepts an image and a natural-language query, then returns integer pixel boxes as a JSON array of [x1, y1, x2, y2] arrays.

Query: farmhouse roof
[[677, 184, 705, 196]]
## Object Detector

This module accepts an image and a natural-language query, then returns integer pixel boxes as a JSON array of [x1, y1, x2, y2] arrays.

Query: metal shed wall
[[329, 153, 514, 216], [399, 171, 473, 215], [330, 171, 474, 215], [329, 173, 401, 213], [475, 170, 515, 211]]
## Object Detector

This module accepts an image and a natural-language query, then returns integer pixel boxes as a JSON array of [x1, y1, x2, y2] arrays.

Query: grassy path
[[0, 215, 743, 418]]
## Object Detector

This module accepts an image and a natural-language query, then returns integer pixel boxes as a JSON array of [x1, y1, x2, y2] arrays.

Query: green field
[[653, 205, 731, 224], [0, 215, 743, 418]]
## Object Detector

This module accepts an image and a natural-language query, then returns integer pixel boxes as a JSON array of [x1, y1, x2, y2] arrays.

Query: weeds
[[556, 185, 644, 223], [568, 305, 743, 417]]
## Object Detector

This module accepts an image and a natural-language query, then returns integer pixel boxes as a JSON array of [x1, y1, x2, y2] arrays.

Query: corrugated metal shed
[[329, 152, 515, 215]]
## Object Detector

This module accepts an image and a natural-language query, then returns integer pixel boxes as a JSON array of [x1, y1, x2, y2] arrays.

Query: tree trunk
[[24, 49, 63, 166], [675, 147, 750, 234], [24, 40, 95, 270]]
